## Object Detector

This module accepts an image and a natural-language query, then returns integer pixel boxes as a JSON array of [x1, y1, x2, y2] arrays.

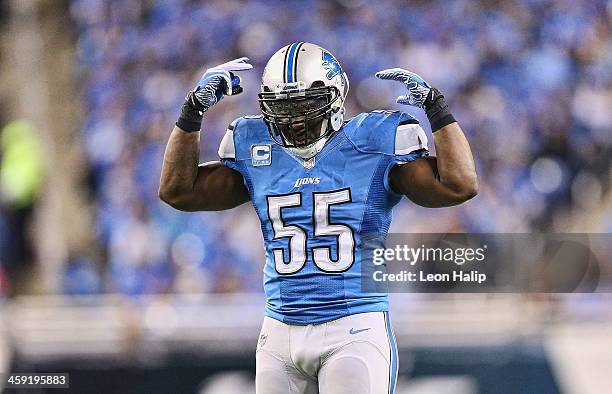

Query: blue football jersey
[[218, 111, 429, 324]]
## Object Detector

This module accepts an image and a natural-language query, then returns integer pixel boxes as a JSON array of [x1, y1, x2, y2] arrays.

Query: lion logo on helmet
[[322, 50, 342, 80]]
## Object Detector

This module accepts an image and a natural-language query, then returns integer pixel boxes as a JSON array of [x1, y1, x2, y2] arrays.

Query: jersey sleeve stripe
[[398, 119, 419, 125]]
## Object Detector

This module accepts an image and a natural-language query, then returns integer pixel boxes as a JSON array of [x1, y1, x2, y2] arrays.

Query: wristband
[[176, 91, 203, 132], [423, 88, 456, 133]]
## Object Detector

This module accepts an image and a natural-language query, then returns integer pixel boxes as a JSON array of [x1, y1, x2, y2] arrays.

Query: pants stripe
[[384, 312, 398, 394]]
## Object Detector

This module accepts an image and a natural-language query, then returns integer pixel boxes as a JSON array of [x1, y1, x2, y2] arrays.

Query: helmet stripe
[[293, 42, 305, 83], [282, 44, 290, 83], [285, 42, 303, 83]]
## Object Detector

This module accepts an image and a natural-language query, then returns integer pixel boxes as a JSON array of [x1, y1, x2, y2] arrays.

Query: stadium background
[[0, 0, 611, 393]]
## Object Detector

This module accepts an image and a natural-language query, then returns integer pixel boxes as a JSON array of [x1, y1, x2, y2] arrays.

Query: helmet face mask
[[258, 83, 341, 147], [258, 43, 349, 152]]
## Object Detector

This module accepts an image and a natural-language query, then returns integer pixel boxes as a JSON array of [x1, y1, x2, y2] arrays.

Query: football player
[[160, 43, 477, 394]]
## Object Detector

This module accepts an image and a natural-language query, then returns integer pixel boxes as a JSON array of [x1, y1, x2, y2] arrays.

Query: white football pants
[[255, 311, 398, 394]]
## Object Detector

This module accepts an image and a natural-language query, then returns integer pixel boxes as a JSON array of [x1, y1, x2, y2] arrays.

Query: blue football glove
[[191, 57, 253, 111], [375, 68, 456, 132], [375, 68, 431, 108], [177, 57, 252, 132]]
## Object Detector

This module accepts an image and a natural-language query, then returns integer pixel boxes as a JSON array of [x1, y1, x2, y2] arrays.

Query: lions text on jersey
[[219, 110, 428, 324]]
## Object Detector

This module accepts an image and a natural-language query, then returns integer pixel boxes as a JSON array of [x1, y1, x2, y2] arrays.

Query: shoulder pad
[[231, 115, 266, 134], [219, 115, 269, 161], [218, 117, 241, 159], [344, 110, 423, 155]]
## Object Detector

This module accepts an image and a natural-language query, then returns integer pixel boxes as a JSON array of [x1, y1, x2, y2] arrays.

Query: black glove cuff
[[176, 92, 203, 132], [424, 88, 456, 133]]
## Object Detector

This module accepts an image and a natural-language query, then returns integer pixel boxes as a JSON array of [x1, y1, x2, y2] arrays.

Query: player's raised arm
[[376, 68, 478, 208], [159, 58, 252, 211]]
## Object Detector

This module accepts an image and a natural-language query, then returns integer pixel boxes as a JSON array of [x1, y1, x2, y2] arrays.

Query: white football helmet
[[258, 42, 349, 155]]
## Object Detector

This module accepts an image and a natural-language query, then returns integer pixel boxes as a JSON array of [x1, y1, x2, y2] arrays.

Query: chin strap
[[320, 117, 329, 137], [290, 137, 328, 159]]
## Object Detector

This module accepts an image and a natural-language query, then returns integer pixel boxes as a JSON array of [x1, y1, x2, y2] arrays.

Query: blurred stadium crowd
[[44, 0, 611, 296]]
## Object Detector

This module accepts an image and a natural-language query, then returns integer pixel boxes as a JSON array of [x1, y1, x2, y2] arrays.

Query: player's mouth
[[291, 123, 308, 146]]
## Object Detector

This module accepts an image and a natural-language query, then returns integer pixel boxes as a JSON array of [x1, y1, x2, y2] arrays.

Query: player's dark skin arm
[[158, 126, 250, 211], [389, 122, 478, 208]]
